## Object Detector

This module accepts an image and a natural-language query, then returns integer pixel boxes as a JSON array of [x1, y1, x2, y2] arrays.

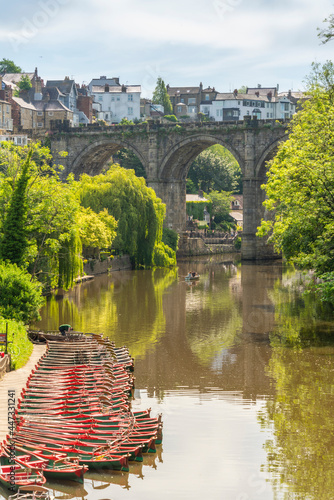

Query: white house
[[89, 76, 141, 124], [200, 86, 296, 122]]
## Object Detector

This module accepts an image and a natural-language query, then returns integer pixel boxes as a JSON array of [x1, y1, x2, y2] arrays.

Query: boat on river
[[185, 274, 200, 281]]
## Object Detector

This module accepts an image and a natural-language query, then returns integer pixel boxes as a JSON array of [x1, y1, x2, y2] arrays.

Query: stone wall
[[177, 235, 237, 257], [83, 255, 132, 276]]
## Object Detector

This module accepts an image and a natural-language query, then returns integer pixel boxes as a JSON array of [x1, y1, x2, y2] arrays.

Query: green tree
[[14, 75, 32, 96], [187, 146, 242, 193], [257, 61, 334, 283], [77, 207, 117, 255], [0, 142, 83, 291], [0, 58, 22, 74], [318, 13, 334, 44], [206, 190, 234, 230], [0, 151, 31, 266], [0, 261, 44, 324], [152, 77, 173, 115], [78, 165, 176, 268]]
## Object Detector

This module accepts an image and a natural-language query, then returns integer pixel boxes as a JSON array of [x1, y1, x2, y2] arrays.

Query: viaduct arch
[[48, 118, 289, 260]]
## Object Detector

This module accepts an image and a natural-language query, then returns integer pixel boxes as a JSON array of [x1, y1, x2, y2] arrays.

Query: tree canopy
[[152, 77, 173, 115], [187, 145, 242, 194], [77, 165, 176, 268], [0, 58, 22, 74], [257, 61, 334, 294]]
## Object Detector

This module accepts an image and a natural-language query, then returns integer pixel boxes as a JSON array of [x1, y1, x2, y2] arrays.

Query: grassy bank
[[0, 318, 33, 369]]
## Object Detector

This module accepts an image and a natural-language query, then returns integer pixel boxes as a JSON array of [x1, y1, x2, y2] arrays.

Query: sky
[[1, 0, 334, 97]]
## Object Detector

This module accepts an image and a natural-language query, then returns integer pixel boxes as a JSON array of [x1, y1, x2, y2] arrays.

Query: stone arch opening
[[151, 134, 243, 233], [70, 138, 148, 179], [159, 134, 244, 181]]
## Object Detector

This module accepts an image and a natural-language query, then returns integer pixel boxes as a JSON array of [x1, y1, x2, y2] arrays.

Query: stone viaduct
[[47, 118, 289, 260]]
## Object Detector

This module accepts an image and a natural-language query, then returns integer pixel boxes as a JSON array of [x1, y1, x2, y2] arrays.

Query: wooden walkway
[[0, 344, 46, 443]]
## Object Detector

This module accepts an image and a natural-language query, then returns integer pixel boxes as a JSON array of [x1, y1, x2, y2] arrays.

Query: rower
[[59, 324, 72, 336]]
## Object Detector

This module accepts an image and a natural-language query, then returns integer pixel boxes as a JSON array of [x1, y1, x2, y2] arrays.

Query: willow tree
[[78, 165, 176, 268]]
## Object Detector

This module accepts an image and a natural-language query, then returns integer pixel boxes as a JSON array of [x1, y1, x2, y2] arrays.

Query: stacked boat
[[1, 334, 162, 492]]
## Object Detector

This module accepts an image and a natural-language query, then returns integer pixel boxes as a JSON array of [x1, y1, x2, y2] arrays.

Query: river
[[3, 255, 334, 500]]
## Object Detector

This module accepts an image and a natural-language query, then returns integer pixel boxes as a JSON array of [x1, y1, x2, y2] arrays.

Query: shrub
[[162, 227, 179, 252], [0, 317, 33, 369], [0, 261, 44, 324], [163, 115, 178, 122]]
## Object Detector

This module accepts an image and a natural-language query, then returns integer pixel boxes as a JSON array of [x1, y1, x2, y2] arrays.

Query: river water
[[4, 255, 334, 500]]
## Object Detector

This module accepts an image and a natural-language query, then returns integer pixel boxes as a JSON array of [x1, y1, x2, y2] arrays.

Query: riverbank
[[0, 344, 46, 442]]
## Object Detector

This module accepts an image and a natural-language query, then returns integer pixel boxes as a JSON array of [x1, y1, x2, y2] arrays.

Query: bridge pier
[[148, 179, 186, 232]]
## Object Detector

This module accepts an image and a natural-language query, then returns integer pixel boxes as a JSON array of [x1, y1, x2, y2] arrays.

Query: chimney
[[121, 84, 126, 92], [233, 89, 238, 96], [105, 84, 109, 92]]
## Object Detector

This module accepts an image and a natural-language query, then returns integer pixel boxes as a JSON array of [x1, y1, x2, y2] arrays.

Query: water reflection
[[26, 256, 334, 499]]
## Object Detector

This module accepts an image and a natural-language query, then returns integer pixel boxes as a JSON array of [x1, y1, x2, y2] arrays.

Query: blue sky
[[1, 0, 333, 97]]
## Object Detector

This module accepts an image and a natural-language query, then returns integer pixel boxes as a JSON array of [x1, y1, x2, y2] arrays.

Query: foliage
[[234, 237, 242, 250], [0, 142, 83, 292], [186, 200, 212, 221], [0, 318, 33, 369], [152, 241, 176, 267], [187, 145, 242, 193], [206, 190, 234, 230], [238, 85, 247, 93], [120, 117, 134, 125], [0, 151, 31, 266], [0, 261, 44, 324], [78, 165, 176, 268], [318, 13, 334, 44], [257, 61, 334, 289], [152, 77, 173, 115], [197, 112, 209, 122], [0, 58, 22, 74], [18, 75, 32, 91], [77, 207, 117, 251], [162, 227, 179, 252], [163, 114, 178, 122], [113, 148, 147, 178]]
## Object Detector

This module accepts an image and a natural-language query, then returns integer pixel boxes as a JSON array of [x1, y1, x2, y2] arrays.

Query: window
[[177, 106, 183, 113], [216, 110, 220, 117], [98, 96, 103, 101], [180, 98, 184, 103], [111, 97, 115, 101], [6, 105, 9, 113], [37, 122, 43, 127], [233, 110, 239, 117], [128, 94, 133, 101], [205, 94, 210, 100], [188, 98, 196, 104], [48, 112, 53, 116], [105, 114, 109, 119], [117, 97, 120, 101], [238, 101, 240, 105], [188, 106, 197, 113], [203, 107, 209, 114], [37, 111, 43, 116], [128, 107, 133, 115]]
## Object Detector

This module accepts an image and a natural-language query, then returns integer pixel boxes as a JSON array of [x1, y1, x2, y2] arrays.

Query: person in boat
[[59, 324, 73, 336], [192, 271, 196, 277], [187, 272, 192, 278]]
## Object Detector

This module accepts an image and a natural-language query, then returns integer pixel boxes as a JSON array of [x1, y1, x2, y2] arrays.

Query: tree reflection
[[260, 278, 334, 499]]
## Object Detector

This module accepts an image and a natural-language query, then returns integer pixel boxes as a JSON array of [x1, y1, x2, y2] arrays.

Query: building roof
[[3, 73, 35, 84], [229, 211, 243, 222], [11, 97, 36, 110], [168, 86, 201, 96], [91, 85, 141, 94], [247, 87, 278, 96], [231, 194, 243, 210], [186, 194, 209, 202], [46, 80, 76, 94], [34, 100, 72, 113]]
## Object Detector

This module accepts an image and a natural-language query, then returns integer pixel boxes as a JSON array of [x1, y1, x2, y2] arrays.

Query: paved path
[[0, 344, 46, 443]]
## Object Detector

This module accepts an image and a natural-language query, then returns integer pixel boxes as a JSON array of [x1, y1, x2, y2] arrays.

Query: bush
[[152, 242, 176, 267], [0, 317, 33, 369], [163, 115, 178, 122], [0, 261, 44, 324], [162, 228, 179, 252], [234, 237, 242, 250]]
